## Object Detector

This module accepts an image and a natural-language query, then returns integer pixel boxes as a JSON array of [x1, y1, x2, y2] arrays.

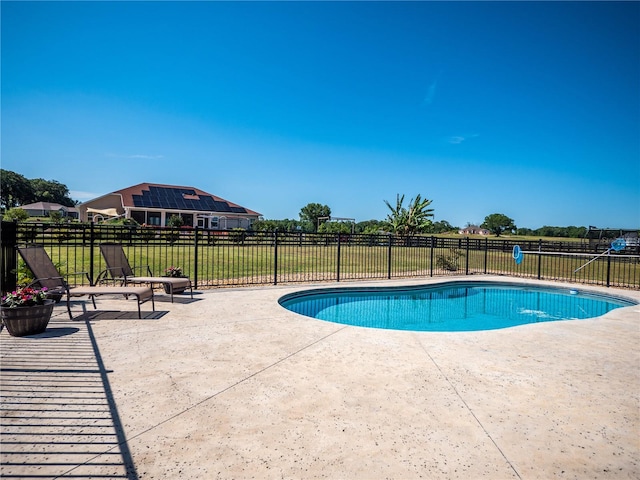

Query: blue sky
[[2, 1, 639, 229]]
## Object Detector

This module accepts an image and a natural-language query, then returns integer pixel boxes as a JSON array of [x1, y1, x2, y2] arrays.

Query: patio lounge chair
[[17, 245, 155, 319], [98, 243, 193, 302]]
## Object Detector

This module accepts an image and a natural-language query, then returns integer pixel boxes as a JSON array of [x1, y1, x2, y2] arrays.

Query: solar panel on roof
[[212, 201, 232, 212], [201, 198, 215, 209], [128, 186, 253, 214]]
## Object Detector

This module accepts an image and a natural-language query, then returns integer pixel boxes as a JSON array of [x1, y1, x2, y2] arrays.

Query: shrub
[[3, 208, 29, 222], [229, 228, 246, 244], [137, 226, 156, 243], [166, 215, 184, 228], [436, 248, 464, 271], [164, 228, 180, 244]]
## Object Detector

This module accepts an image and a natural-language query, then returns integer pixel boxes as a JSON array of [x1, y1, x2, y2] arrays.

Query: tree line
[[0, 169, 590, 238], [0, 169, 76, 210], [254, 195, 453, 236], [256, 198, 588, 238]]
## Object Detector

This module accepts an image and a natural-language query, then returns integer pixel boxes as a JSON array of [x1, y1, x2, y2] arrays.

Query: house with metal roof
[[78, 183, 262, 229]]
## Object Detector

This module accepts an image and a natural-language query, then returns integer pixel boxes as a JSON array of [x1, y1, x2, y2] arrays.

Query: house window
[[147, 212, 161, 226], [181, 214, 193, 226], [211, 216, 219, 228], [131, 211, 146, 224]]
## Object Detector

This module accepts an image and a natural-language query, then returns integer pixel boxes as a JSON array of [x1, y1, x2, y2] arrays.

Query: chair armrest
[[96, 269, 116, 284], [66, 271, 93, 286], [97, 267, 126, 280], [131, 265, 154, 276], [26, 276, 69, 292]]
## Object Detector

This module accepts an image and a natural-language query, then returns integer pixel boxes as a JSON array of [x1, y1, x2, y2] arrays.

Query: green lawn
[[21, 241, 637, 290]]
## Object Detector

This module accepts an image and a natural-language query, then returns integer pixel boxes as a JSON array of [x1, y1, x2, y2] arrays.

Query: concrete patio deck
[[1, 276, 639, 479]]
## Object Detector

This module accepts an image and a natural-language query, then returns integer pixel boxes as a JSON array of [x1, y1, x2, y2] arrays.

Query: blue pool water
[[279, 282, 636, 332]]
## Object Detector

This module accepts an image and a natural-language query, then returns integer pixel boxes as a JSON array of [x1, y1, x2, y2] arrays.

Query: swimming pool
[[279, 281, 637, 332]]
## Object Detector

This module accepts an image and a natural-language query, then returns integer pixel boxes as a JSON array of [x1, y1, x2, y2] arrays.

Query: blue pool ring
[[611, 238, 626, 251], [513, 245, 524, 265], [515, 252, 524, 265]]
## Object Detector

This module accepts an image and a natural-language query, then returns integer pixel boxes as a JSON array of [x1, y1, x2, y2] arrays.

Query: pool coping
[[278, 278, 639, 333]]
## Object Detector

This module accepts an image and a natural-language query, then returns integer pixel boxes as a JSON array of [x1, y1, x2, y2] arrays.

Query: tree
[[532, 225, 587, 238], [0, 170, 34, 210], [516, 227, 534, 236], [383, 194, 434, 236], [299, 203, 331, 233], [1, 170, 77, 209], [29, 178, 76, 206], [355, 219, 388, 234], [430, 220, 456, 234], [318, 221, 352, 234], [49, 211, 64, 223], [384, 194, 407, 234], [253, 219, 302, 232], [482, 213, 516, 237], [566, 226, 587, 238]]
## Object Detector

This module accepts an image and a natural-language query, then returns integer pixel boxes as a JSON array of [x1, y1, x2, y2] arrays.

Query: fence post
[[1, 221, 18, 294], [606, 252, 611, 287], [273, 230, 278, 285], [430, 236, 435, 277], [336, 234, 341, 282], [484, 238, 488, 274], [193, 227, 199, 289], [387, 234, 392, 279], [465, 237, 470, 275], [537, 239, 542, 280], [89, 222, 95, 283]]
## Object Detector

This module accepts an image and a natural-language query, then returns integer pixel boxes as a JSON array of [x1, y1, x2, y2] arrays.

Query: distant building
[[18, 202, 79, 219], [79, 183, 262, 229], [458, 225, 490, 236]]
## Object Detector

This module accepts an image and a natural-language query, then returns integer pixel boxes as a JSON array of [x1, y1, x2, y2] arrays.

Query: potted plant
[[1, 286, 55, 337], [163, 266, 187, 294], [164, 266, 184, 278]]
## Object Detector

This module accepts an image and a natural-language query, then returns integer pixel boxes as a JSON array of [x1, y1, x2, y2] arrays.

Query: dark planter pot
[[1, 300, 55, 337], [163, 284, 187, 295]]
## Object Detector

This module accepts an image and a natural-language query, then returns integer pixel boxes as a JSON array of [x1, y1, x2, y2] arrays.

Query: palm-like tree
[[384, 194, 434, 235], [384, 194, 408, 234]]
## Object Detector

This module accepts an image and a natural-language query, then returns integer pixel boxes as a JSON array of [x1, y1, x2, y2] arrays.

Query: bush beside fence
[[1, 222, 638, 292]]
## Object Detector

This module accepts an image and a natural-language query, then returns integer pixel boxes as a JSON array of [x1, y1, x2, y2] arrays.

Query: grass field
[[18, 240, 638, 291]]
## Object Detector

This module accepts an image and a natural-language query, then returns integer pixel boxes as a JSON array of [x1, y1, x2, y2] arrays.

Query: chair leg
[[66, 295, 73, 319], [136, 295, 142, 319]]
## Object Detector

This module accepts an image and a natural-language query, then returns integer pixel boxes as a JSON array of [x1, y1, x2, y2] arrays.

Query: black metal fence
[[1, 221, 639, 293]]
